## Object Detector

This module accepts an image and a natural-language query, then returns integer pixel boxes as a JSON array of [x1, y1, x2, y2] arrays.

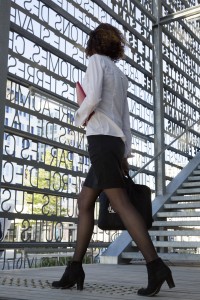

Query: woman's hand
[[122, 158, 129, 176], [82, 111, 95, 127]]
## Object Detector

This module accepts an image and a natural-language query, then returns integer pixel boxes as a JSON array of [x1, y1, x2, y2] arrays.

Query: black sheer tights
[[72, 186, 101, 262], [73, 186, 158, 263]]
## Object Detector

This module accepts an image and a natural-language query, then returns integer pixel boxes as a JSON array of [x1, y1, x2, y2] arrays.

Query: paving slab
[[0, 263, 200, 300]]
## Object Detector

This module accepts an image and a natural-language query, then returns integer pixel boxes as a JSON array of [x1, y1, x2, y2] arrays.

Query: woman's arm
[[75, 55, 103, 127], [123, 97, 132, 158]]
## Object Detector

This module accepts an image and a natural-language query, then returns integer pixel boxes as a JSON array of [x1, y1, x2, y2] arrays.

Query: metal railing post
[[152, 0, 165, 196]]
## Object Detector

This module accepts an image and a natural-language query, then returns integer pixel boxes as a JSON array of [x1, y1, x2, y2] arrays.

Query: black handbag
[[98, 175, 153, 230]]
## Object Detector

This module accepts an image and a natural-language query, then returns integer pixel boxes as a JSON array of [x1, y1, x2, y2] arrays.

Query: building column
[[0, 0, 11, 188]]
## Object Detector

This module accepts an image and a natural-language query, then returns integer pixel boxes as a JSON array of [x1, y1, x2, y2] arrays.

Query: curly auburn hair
[[85, 23, 126, 62]]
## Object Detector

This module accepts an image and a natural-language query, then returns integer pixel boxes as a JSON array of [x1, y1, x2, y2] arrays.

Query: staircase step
[[164, 203, 200, 209], [188, 176, 200, 181], [171, 195, 200, 201], [157, 211, 200, 218], [149, 230, 200, 236], [182, 182, 200, 187], [121, 252, 200, 262], [132, 241, 200, 248], [193, 170, 200, 175], [176, 188, 200, 194], [153, 220, 200, 227]]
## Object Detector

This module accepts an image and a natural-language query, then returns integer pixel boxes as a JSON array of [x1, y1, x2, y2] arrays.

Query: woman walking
[[52, 23, 175, 296]]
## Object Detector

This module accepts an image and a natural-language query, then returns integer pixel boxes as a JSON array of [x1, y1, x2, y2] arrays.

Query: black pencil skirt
[[84, 135, 126, 190]]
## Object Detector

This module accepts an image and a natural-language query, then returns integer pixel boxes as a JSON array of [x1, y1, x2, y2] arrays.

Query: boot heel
[[76, 276, 84, 290], [166, 274, 175, 289]]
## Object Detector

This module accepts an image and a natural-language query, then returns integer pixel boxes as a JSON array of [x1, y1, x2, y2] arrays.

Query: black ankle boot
[[137, 257, 175, 297], [52, 261, 85, 290]]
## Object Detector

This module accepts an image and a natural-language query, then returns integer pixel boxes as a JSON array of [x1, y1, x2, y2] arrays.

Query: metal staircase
[[100, 151, 200, 265], [121, 164, 200, 264]]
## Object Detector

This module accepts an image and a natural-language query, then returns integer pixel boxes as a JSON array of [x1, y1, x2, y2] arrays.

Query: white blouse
[[75, 54, 132, 158]]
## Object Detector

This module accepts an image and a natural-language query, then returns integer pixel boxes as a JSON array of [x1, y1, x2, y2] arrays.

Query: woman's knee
[[104, 189, 130, 214], [77, 187, 99, 212], [77, 194, 91, 212]]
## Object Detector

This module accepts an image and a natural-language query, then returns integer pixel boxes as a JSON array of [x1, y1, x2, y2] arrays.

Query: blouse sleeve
[[75, 54, 103, 127]]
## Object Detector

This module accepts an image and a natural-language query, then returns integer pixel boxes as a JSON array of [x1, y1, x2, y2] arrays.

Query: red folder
[[76, 81, 95, 124], [76, 81, 86, 106]]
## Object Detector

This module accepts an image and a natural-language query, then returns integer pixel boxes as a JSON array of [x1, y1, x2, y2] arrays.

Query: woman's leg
[[104, 187, 157, 262], [72, 186, 101, 262], [52, 186, 100, 289], [103, 188, 175, 296]]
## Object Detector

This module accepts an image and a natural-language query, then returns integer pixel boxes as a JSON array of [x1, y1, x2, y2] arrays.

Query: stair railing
[[131, 118, 200, 178]]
